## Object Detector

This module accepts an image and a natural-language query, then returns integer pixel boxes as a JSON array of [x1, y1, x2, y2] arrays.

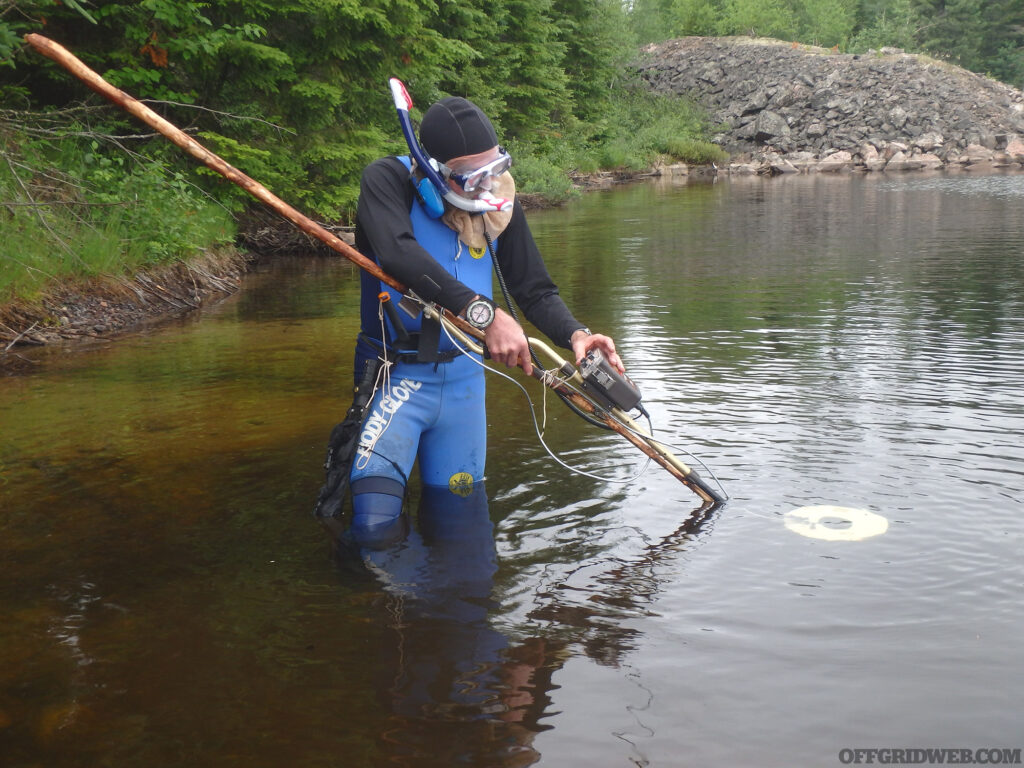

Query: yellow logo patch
[[469, 246, 486, 260], [448, 472, 474, 496]]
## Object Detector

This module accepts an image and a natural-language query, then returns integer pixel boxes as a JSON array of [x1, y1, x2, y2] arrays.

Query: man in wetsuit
[[348, 95, 623, 545]]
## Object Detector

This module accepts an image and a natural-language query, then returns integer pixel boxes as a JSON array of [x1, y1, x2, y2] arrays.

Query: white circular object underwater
[[784, 505, 889, 541]]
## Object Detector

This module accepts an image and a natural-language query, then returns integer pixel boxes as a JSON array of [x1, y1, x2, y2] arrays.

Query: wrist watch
[[465, 296, 497, 330]]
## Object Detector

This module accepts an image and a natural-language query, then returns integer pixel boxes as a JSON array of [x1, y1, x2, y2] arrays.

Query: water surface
[[2, 172, 1022, 767]]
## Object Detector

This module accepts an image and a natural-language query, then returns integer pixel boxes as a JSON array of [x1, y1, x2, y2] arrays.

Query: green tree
[[428, 0, 511, 128], [798, 0, 858, 46], [668, 0, 723, 36], [907, 0, 1024, 85], [848, 0, 921, 51], [717, 0, 799, 38], [628, 0, 678, 45], [553, 0, 635, 121], [913, 0, 986, 65], [194, 0, 474, 213], [979, 0, 1024, 85], [496, 0, 573, 140]]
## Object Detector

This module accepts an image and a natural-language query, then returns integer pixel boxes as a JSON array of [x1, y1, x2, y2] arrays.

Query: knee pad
[[351, 477, 406, 546]]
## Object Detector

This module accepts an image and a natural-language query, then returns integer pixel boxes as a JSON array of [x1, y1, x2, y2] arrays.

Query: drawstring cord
[[353, 296, 397, 471]]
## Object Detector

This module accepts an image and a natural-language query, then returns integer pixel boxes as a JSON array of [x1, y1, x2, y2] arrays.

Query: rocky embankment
[[637, 37, 1024, 174]]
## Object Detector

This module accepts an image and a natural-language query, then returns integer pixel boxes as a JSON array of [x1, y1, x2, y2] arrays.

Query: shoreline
[[3, 161, 1019, 374], [1, 249, 252, 373]]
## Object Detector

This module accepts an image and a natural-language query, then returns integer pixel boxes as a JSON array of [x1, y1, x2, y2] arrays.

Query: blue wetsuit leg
[[417, 356, 487, 488], [350, 354, 486, 544], [357, 483, 509, 720]]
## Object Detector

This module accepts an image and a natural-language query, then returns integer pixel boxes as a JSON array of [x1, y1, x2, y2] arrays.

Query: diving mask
[[441, 148, 512, 193]]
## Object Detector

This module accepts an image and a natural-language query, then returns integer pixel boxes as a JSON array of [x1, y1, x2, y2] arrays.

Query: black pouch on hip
[[312, 356, 383, 533]]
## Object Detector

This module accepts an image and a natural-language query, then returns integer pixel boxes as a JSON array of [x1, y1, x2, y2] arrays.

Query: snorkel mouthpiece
[[388, 78, 512, 216], [389, 77, 413, 113]]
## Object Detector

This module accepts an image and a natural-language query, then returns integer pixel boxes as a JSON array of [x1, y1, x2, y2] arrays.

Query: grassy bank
[[507, 89, 727, 201], [1, 118, 238, 303]]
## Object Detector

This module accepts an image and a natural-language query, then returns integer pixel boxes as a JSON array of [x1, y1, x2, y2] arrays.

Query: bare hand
[[484, 309, 533, 376], [571, 329, 624, 373]]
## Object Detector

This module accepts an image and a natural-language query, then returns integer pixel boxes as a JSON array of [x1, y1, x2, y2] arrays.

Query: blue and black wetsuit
[[349, 156, 585, 542]]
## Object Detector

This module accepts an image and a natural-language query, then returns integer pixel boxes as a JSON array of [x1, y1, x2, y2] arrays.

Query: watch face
[[468, 300, 494, 328]]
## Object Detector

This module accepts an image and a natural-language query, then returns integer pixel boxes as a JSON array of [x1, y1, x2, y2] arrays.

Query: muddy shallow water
[[2, 172, 1023, 767]]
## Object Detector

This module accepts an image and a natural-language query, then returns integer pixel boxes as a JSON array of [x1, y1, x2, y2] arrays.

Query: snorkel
[[388, 78, 513, 216]]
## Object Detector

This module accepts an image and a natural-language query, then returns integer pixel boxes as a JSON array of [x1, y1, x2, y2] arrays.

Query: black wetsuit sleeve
[[355, 158, 584, 348], [354, 157, 476, 313], [495, 199, 584, 349]]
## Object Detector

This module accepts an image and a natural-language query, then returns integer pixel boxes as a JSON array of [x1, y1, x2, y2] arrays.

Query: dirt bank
[[0, 207, 364, 373], [1, 248, 251, 372]]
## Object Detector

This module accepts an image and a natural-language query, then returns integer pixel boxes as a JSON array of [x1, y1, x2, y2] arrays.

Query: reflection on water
[[335, 484, 558, 767], [2, 173, 1024, 766]]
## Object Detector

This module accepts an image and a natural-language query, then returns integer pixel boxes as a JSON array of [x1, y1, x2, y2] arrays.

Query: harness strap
[[358, 332, 461, 364], [416, 317, 442, 363]]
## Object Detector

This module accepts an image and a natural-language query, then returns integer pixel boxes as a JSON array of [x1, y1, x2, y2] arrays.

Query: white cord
[[439, 323, 653, 484], [353, 301, 397, 471], [597, 405, 730, 501], [538, 366, 564, 437]]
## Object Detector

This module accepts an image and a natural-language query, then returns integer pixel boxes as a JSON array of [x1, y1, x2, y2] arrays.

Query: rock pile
[[636, 36, 1024, 174]]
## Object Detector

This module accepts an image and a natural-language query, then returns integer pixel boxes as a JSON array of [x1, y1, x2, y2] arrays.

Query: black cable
[[484, 231, 612, 430], [484, 231, 544, 371]]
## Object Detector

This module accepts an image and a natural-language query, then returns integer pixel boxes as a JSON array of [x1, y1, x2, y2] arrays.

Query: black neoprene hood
[[419, 97, 499, 163]]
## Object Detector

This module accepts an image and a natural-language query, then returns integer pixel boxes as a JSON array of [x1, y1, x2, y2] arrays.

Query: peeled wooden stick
[[24, 33, 404, 294]]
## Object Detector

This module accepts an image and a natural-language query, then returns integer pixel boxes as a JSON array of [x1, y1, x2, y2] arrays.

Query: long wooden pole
[[24, 33, 402, 293], [25, 33, 723, 504]]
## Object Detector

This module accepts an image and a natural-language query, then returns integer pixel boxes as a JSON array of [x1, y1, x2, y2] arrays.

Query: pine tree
[[798, 0, 858, 46], [493, 0, 573, 140], [552, 0, 635, 121], [428, 0, 511, 129]]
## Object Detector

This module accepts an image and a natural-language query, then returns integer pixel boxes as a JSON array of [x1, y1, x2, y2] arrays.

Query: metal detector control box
[[579, 349, 643, 412]]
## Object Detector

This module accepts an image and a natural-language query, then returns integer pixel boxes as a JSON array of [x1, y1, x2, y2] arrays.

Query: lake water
[[1, 172, 1023, 767]]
